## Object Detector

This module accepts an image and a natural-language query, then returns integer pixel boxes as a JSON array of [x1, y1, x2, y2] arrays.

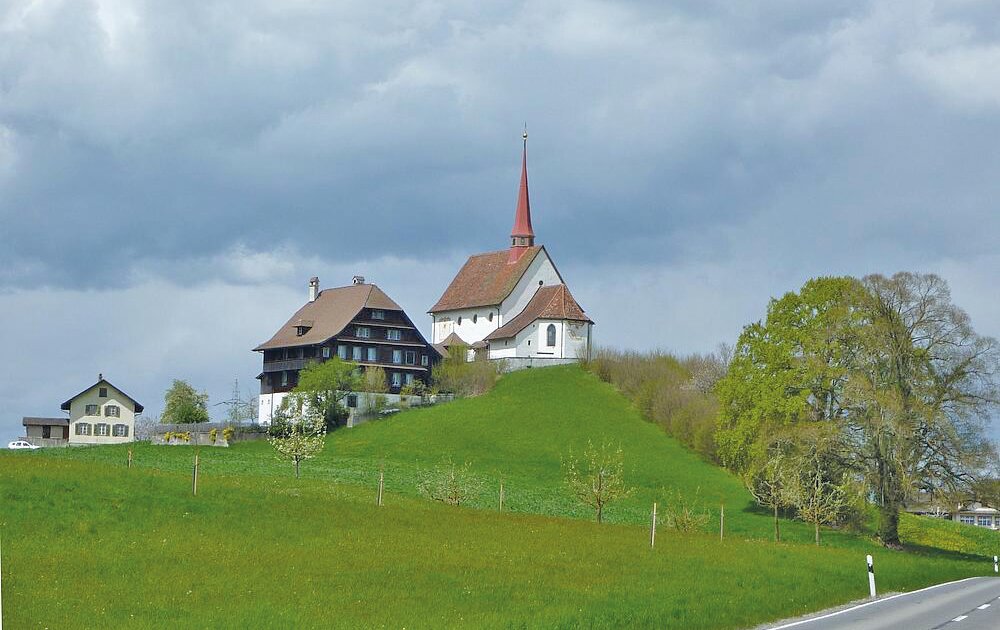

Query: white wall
[[68, 383, 137, 444], [258, 391, 289, 425], [488, 319, 592, 360], [431, 306, 502, 345], [500, 250, 562, 322]]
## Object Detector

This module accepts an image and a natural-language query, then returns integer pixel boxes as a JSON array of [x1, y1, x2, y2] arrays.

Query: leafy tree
[[563, 441, 634, 523], [432, 345, 500, 397], [715, 276, 864, 472], [417, 458, 483, 506], [161, 379, 210, 424], [293, 357, 362, 430], [361, 366, 388, 394], [268, 398, 326, 478], [845, 272, 999, 547]]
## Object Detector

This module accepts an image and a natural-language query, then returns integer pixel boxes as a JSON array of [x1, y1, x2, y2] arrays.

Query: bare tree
[[563, 441, 634, 523], [418, 458, 483, 506], [685, 342, 734, 395], [745, 434, 795, 542]]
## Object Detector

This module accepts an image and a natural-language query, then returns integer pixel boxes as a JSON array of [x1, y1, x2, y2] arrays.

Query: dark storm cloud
[[2, 0, 1000, 440]]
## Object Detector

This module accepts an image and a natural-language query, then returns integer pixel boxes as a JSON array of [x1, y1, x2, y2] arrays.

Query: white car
[[7, 440, 40, 450]]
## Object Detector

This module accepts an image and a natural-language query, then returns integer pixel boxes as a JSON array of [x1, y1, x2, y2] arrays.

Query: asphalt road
[[762, 577, 1000, 630]]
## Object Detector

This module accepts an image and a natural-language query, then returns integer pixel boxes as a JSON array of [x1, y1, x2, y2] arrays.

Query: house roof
[[485, 284, 592, 341], [60, 378, 144, 413], [22, 417, 69, 427], [429, 246, 548, 312], [254, 283, 403, 351]]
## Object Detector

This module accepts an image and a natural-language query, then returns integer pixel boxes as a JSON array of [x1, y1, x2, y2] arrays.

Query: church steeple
[[509, 129, 535, 263]]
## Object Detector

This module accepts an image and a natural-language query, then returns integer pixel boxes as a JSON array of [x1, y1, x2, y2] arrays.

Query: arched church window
[[546, 324, 556, 347], [457, 317, 462, 325], [473, 314, 478, 324]]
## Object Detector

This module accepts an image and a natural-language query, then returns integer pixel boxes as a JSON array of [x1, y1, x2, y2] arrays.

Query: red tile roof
[[254, 283, 403, 350], [485, 284, 592, 341], [429, 246, 547, 312]]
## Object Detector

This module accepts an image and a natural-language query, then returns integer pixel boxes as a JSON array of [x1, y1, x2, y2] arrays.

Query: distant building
[[429, 133, 594, 364], [953, 502, 999, 530], [254, 276, 440, 424], [21, 375, 143, 446]]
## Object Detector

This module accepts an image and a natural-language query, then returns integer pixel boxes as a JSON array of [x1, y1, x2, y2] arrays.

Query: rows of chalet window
[[75, 422, 129, 437], [84, 403, 121, 417]]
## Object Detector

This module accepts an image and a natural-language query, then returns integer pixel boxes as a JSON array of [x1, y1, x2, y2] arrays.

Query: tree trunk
[[877, 501, 902, 548], [596, 504, 603, 524], [774, 504, 780, 542], [814, 521, 820, 546], [295, 458, 301, 479]]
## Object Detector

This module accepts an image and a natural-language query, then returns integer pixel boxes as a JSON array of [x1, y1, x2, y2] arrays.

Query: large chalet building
[[429, 134, 594, 362], [254, 277, 438, 424]]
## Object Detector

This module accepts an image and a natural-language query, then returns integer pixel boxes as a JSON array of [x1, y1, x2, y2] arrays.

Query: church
[[429, 134, 594, 364]]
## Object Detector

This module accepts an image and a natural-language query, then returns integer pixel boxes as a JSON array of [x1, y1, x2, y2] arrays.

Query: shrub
[[209, 428, 218, 443], [660, 489, 711, 532], [222, 427, 235, 442], [418, 459, 483, 506], [432, 345, 501, 397]]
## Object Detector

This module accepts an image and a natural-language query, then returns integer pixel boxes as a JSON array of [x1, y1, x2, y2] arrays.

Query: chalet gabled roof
[[254, 283, 404, 351], [484, 284, 592, 341], [60, 378, 144, 413], [430, 246, 562, 313]]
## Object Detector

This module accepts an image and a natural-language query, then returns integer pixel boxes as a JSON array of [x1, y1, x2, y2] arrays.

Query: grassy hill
[[2, 365, 997, 628]]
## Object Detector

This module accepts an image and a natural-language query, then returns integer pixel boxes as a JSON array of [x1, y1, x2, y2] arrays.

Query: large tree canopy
[[293, 357, 363, 430], [717, 272, 999, 547], [161, 379, 210, 424]]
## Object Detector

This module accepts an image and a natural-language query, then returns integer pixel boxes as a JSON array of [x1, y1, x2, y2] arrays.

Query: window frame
[[371, 309, 385, 320], [76, 422, 92, 436], [105, 405, 120, 418], [404, 350, 416, 365], [546, 323, 557, 347], [392, 349, 402, 365], [356, 326, 371, 338], [95, 423, 110, 437], [386, 329, 401, 341], [421, 355, 429, 367], [367, 347, 378, 362], [352, 346, 363, 361], [85, 404, 100, 416], [391, 372, 402, 388], [112, 424, 128, 437]]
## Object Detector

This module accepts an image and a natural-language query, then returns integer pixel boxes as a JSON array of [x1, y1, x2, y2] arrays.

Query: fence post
[[192, 451, 200, 496], [127, 449, 133, 469], [720, 504, 725, 541], [867, 555, 876, 598], [499, 482, 505, 514], [377, 471, 384, 507], [650, 502, 657, 548]]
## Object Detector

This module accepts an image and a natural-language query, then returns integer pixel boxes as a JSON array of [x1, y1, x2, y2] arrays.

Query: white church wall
[[431, 307, 502, 345], [500, 251, 562, 322]]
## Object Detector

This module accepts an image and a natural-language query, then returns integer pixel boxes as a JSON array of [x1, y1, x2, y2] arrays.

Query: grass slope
[[3, 365, 997, 628]]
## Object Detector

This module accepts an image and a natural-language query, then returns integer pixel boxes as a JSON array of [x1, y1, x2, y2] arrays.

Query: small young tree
[[161, 379, 210, 424], [660, 488, 710, 532], [418, 458, 483, 506], [563, 441, 634, 523], [268, 398, 327, 479], [745, 435, 795, 542], [785, 427, 847, 545]]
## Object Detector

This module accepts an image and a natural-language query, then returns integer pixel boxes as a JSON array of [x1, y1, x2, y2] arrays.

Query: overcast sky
[[2, 0, 999, 442]]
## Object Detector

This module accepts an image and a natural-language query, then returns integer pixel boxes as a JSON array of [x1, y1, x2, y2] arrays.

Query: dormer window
[[295, 326, 309, 336], [371, 309, 385, 320]]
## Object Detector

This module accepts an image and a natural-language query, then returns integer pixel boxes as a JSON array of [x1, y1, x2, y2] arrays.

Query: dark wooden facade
[[258, 306, 439, 395]]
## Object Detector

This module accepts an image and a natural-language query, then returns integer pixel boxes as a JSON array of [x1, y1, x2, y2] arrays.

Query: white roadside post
[[994, 555, 998, 574], [867, 554, 877, 599]]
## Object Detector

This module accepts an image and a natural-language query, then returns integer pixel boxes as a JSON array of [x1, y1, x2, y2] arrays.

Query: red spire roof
[[511, 132, 534, 240]]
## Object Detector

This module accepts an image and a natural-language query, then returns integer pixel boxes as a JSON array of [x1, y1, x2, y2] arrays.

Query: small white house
[[22, 375, 143, 446]]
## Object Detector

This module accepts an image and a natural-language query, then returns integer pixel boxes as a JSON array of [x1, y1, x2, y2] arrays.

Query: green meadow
[[2, 366, 997, 628]]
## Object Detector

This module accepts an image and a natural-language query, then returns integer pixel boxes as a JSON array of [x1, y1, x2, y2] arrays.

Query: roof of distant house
[[60, 377, 144, 413], [254, 283, 403, 351], [22, 417, 69, 427], [429, 246, 556, 312], [485, 284, 592, 341]]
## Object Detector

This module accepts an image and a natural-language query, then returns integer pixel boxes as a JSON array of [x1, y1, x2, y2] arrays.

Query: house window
[[472, 314, 478, 324], [347, 394, 358, 408], [546, 324, 557, 347], [105, 405, 120, 418], [960, 515, 975, 525], [391, 373, 402, 388], [322, 346, 331, 359], [352, 346, 363, 361], [99, 387, 108, 398], [95, 423, 110, 437], [85, 404, 100, 416], [371, 310, 385, 320], [978, 516, 992, 527], [76, 422, 91, 436], [367, 347, 378, 362], [404, 373, 414, 385], [421, 355, 429, 366], [404, 351, 416, 365], [281, 372, 289, 387], [356, 326, 371, 338], [113, 424, 128, 437], [387, 329, 401, 341], [392, 350, 402, 364], [338, 345, 348, 360]]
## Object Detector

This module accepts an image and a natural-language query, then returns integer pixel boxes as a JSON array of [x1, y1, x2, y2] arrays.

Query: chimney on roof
[[309, 277, 320, 302], [352, 275, 366, 285], [98, 373, 103, 381]]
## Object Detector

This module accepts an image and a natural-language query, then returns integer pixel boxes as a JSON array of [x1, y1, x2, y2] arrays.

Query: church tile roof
[[428, 246, 543, 313], [484, 284, 592, 341]]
